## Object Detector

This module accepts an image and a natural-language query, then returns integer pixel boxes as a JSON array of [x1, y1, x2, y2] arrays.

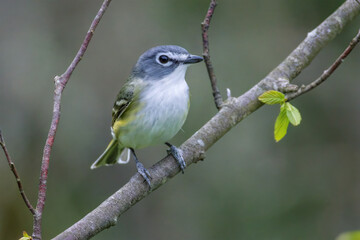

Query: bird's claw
[[166, 143, 186, 173], [136, 162, 152, 188]]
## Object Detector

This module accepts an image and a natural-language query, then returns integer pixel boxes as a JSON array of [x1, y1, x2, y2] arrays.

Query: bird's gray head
[[131, 45, 203, 81]]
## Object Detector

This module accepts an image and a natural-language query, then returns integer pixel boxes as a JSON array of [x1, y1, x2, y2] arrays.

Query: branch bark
[[286, 28, 360, 101], [53, 0, 360, 239], [32, 0, 112, 239]]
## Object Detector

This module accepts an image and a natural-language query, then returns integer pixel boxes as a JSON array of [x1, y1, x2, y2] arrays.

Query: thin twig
[[32, 0, 112, 239], [0, 131, 35, 215], [286, 29, 360, 101], [201, 0, 223, 110]]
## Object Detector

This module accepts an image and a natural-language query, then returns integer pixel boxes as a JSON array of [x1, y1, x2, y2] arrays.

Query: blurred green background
[[1, 0, 360, 239]]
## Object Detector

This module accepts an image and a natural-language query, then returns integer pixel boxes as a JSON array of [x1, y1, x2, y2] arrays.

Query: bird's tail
[[90, 139, 131, 169]]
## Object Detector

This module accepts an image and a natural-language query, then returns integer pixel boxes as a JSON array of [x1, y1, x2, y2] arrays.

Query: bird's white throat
[[141, 64, 189, 104]]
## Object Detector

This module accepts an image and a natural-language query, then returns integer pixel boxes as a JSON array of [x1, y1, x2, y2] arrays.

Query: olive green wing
[[111, 78, 144, 126], [111, 81, 134, 125]]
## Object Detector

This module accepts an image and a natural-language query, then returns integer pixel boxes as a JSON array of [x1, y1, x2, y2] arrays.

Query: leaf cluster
[[259, 90, 302, 142]]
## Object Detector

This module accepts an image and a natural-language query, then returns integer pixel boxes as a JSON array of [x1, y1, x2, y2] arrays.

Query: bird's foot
[[166, 142, 186, 173], [136, 161, 152, 188], [130, 148, 152, 188]]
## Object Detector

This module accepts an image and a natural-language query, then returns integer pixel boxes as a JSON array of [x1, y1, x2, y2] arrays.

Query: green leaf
[[284, 102, 302, 126], [19, 231, 32, 240], [274, 105, 289, 142], [258, 90, 285, 105], [336, 231, 360, 240]]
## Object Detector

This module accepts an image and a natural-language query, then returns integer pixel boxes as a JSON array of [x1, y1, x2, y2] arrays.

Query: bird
[[91, 45, 203, 187]]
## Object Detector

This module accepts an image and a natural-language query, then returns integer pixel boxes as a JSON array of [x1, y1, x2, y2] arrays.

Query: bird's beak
[[183, 55, 203, 64]]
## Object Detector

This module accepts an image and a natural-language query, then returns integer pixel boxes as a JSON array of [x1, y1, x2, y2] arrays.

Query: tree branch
[[286, 28, 360, 101], [32, 0, 112, 239], [201, 0, 223, 110], [53, 0, 360, 239], [0, 131, 35, 215]]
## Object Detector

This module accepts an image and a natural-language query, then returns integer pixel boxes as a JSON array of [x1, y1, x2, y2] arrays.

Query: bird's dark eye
[[158, 55, 169, 64]]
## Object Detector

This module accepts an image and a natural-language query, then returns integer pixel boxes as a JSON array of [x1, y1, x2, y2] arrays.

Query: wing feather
[[111, 78, 143, 126]]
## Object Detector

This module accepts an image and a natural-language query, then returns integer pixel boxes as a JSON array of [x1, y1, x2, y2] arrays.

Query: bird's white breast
[[119, 65, 190, 149]]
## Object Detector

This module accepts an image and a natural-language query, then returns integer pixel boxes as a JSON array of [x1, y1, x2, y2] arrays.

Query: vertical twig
[[201, 0, 223, 110], [286, 29, 360, 101], [0, 131, 35, 215], [32, 0, 112, 239]]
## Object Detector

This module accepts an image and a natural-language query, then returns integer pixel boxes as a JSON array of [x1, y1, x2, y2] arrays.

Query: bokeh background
[[1, 0, 360, 239]]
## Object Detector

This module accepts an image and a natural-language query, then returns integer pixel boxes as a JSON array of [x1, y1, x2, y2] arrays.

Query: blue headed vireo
[[91, 45, 203, 186]]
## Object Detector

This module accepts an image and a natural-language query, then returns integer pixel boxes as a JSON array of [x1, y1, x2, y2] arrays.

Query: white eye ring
[[156, 53, 173, 66]]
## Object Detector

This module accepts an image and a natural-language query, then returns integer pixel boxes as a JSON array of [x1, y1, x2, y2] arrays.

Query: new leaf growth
[[259, 90, 302, 142]]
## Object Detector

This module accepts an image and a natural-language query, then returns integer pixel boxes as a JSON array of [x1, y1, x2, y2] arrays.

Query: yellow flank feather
[[113, 119, 129, 130], [112, 101, 144, 136]]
